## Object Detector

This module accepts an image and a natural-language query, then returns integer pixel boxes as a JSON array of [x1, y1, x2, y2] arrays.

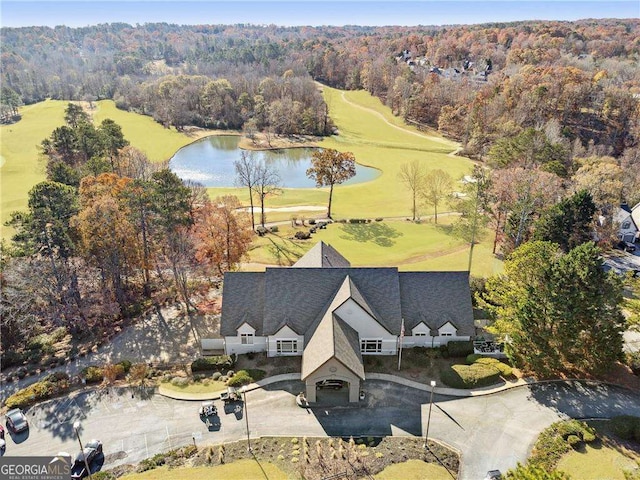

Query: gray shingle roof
[[301, 312, 365, 380], [262, 267, 402, 336], [219, 272, 265, 336], [398, 271, 474, 337], [293, 241, 351, 268]]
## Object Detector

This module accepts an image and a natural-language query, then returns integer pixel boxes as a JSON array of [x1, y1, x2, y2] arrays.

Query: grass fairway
[[245, 220, 501, 277], [120, 460, 288, 480], [0, 100, 67, 238], [374, 459, 453, 480], [0, 99, 202, 239], [90, 100, 208, 163], [209, 85, 475, 220]]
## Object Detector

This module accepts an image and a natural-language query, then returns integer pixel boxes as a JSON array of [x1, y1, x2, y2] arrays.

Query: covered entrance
[[301, 313, 365, 404]]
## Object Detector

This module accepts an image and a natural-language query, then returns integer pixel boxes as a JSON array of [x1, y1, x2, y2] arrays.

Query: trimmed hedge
[[610, 415, 640, 442], [446, 340, 474, 357], [5, 372, 70, 409], [440, 363, 501, 389], [191, 355, 234, 372], [475, 357, 513, 378]]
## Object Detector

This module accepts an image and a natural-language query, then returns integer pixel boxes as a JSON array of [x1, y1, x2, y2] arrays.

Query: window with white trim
[[276, 339, 298, 354], [240, 333, 254, 345], [360, 339, 383, 353], [440, 332, 453, 337], [622, 221, 631, 229], [414, 333, 427, 337]]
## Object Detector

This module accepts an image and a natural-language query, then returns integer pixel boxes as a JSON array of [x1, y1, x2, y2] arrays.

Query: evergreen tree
[[482, 241, 624, 376]]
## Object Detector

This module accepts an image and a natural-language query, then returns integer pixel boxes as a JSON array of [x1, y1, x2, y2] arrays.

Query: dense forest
[[2, 21, 639, 158], [1, 19, 640, 371]]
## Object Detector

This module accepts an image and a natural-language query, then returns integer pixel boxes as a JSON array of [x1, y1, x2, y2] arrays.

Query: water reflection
[[169, 136, 379, 188]]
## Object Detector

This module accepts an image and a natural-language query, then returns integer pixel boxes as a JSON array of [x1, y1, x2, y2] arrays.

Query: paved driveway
[[4, 381, 640, 479]]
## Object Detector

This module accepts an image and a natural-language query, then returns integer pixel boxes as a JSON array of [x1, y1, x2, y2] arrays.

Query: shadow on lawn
[[339, 222, 403, 247]]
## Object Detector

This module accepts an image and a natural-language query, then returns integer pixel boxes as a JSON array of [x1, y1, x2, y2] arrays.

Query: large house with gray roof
[[219, 241, 475, 402]]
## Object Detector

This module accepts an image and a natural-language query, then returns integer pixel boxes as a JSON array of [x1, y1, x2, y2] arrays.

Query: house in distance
[[218, 241, 475, 402]]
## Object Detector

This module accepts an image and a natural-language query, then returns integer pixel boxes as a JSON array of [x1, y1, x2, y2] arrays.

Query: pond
[[169, 135, 380, 188]]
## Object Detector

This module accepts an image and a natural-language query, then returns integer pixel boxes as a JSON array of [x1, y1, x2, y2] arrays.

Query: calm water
[[169, 136, 380, 188]]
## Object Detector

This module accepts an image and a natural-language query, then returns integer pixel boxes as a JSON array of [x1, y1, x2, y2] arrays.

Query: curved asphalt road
[[4, 380, 640, 479]]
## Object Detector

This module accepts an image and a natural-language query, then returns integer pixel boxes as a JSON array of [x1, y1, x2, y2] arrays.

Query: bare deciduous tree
[[398, 160, 427, 221]]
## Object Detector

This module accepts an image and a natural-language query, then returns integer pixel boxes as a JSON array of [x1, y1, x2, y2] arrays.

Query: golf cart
[[198, 401, 217, 417], [220, 386, 241, 404]]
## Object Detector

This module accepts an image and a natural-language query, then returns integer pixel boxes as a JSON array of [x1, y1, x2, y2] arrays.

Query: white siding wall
[[334, 299, 397, 355], [224, 322, 268, 355], [225, 336, 267, 355], [268, 325, 304, 357]]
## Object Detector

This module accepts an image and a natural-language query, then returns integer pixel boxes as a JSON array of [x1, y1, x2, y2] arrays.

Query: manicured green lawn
[[374, 459, 453, 480], [0, 100, 66, 238], [119, 460, 288, 480], [556, 442, 639, 480], [159, 380, 227, 394], [244, 220, 501, 277]]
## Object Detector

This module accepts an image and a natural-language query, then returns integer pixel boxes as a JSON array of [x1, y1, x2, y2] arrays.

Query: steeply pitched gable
[[302, 312, 365, 381], [293, 241, 351, 268]]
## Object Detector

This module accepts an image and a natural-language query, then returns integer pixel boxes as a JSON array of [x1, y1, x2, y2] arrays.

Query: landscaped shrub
[[440, 363, 501, 389], [82, 366, 104, 383], [170, 377, 189, 387], [474, 357, 513, 378], [226, 369, 266, 387], [375, 217, 383, 222], [191, 355, 234, 372], [118, 359, 132, 374], [5, 372, 70, 409], [309, 219, 316, 225], [211, 372, 222, 381], [348, 218, 367, 224], [294, 231, 311, 240], [611, 415, 640, 441], [530, 420, 597, 470], [2, 351, 25, 368], [270, 226, 279, 233], [445, 340, 474, 358], [466, 354, 484, 364]]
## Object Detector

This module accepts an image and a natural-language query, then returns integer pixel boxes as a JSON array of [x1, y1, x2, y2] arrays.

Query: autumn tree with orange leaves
[[193, 196, 253, 276]]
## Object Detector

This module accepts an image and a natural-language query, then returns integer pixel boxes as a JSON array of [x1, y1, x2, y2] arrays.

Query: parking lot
[[4, 381, 640, 479]]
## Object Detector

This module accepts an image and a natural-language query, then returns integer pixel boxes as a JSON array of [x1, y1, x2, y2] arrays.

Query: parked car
[[317, 380, 344, 390], [485, 470, 502, 480], [71, 439, 103, 480], [5, 408, 29, 434], [0, 424, 5, 439]]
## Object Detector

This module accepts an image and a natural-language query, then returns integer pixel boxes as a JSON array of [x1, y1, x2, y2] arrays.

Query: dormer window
[[622, 221, 631, 229]]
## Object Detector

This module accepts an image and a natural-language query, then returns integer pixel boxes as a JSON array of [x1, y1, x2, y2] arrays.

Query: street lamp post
[[242, 386, 252, 453], [73, 421, 93, 480], [424, 380, 436, 450]]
